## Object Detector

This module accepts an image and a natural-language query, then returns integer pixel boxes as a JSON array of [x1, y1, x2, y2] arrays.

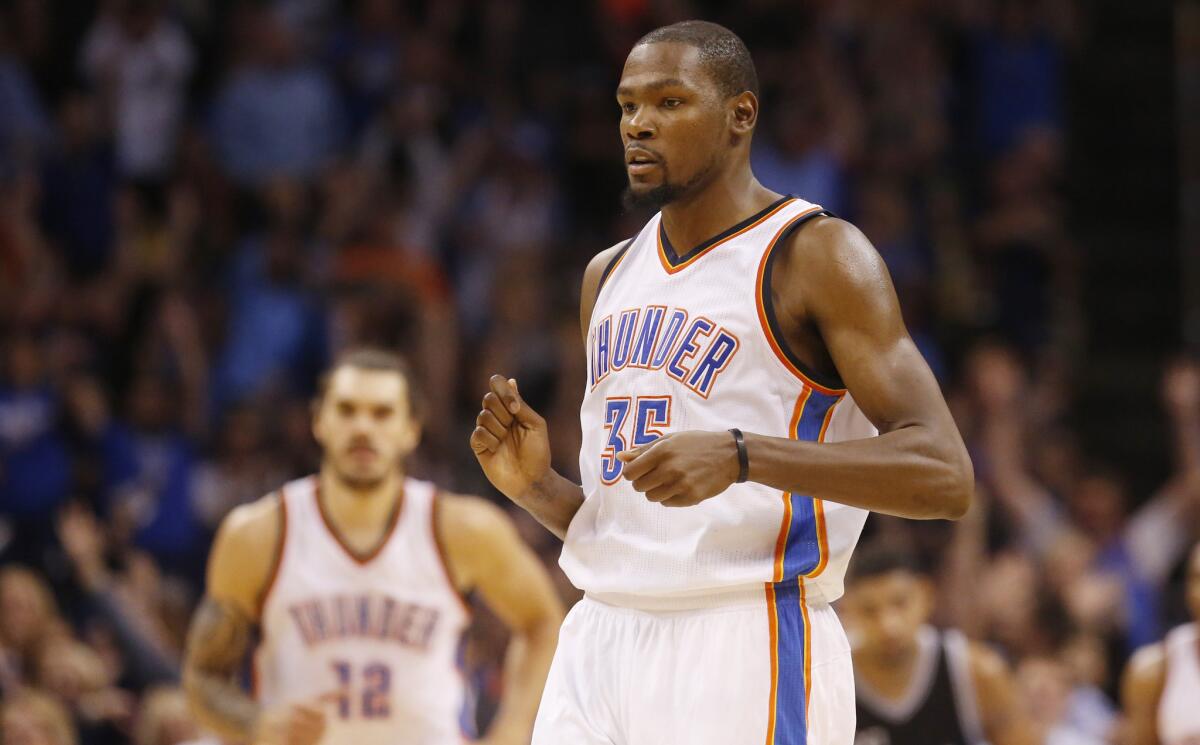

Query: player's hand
[[253, 701, 327, 745], [617, 430, 740, 507], [471, 375, 552, 501]]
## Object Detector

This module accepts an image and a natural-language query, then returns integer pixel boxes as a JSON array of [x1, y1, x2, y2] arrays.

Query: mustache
[[626, 145, 666, 162], [345, 437, 378, 453]]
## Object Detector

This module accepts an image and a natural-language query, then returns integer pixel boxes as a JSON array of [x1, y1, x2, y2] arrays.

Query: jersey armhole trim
[[255, 489, 288, 622], [430, 492, 475, 618], [755, 208, 848, 395], [594, 236, 636, 302]]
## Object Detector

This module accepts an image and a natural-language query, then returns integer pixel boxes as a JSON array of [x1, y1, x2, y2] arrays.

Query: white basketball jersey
[[1160, 623, 1200, 744], [255, 476, 473, 744], [564, 196, 875, 607]]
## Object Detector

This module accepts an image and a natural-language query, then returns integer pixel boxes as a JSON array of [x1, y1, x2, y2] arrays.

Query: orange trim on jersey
[[772, 389, 810, 583], [315, 476, 405, 565], [800, 579, 813, 722], [251, 489, 287, 699], [429, 491, 474, 618], [255, 489, 288, 621], [754, 207, 847, 396], [802, 396, 843, 580], [601, 248, 629, 290], [657, 198, 796, 275], [764, 582, 780, 745]]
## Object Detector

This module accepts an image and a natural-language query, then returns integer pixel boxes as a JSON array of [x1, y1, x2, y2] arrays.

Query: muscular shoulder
[[207, 492, 284, 617], [580, 240, 632, 341], [776, 216, 896, 325], [437, 493, 521, 589], [1124, 642, 1168, 696]]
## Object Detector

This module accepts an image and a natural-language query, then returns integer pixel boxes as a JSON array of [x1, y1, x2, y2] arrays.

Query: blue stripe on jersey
[[782, 388, 840, 580], [773, 579, 808, 744], [455, 633, 477, 738]]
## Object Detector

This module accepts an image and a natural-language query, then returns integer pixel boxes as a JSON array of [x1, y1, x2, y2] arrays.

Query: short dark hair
[[847, 543, 928, 582], [316, 347, 423, 419], [634, 20, 759, 99]]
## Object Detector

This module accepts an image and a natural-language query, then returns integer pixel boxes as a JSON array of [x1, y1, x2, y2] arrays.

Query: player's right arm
[[1122, 642, 1167, 745], [470, 242, 625, 539], [182, 496, 326, 745]]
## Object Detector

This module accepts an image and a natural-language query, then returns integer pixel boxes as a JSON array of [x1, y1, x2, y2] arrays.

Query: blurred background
[[0, 0, 1191, 743]]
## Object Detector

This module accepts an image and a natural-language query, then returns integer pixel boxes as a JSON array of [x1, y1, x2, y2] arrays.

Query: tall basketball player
[[1123, 542, 1200, 744], [470, 20, 973, 745], [844, 548, 1032, 745], [184, 349, 563, 745]]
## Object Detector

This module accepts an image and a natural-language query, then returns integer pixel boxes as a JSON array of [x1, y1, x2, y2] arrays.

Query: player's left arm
[[439, 495, 564, 745], [968, 642, 1037, 745], [619, 217, 972, 518]]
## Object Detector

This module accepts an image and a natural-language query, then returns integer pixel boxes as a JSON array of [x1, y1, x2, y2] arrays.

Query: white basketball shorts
[[532, 580, 855, 744]]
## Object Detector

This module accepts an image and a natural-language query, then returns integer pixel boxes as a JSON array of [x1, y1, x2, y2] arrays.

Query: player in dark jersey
[[844, 547, 1033, 745]]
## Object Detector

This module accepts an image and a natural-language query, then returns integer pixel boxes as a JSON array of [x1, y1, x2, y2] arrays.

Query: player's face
[[312, 367, 419, 491], [617, 42, 729, 209], [845, 570, 934, 663], [1187, 544, 1200, 620]]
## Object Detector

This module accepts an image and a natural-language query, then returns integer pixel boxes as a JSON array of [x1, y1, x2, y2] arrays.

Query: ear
[[729, 91, 758, 137], [311, 399, 326, 447]]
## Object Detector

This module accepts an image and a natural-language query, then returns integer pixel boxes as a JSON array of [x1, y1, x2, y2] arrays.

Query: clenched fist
[[618, 430, 742, 507], [470, 375, 552, 501]]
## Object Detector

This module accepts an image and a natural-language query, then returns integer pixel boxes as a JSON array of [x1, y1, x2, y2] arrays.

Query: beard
[[623, 181, 689, 211], [622, 156, 719, 212], [328, 458, 391, 492]]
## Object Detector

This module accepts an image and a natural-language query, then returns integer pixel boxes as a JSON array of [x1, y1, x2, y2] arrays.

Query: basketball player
[[470, 20, 973, 745], [844, 547, 1032, 745], [183, 349, 564, 745], [1123, 542, 1200, 744]]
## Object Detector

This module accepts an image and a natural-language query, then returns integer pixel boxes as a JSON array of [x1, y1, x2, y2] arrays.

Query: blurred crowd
[[0, 0, 1190, 743]]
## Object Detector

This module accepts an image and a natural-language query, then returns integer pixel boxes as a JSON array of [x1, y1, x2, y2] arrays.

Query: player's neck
[[318, 467, 405, 535], [658, 167, 779, 253], [855, 640, 922, 696]]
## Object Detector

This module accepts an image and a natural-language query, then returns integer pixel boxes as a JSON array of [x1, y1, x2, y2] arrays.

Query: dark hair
[[847, 543, 928, 582], [634, 20, 759, 99], [316, 347, 422, 419]]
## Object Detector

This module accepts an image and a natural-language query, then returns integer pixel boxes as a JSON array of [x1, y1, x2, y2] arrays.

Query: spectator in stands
[[35, 637, 133, 744], [210, 6, 343, 185], [0, 566, 69, 688], [1, 687, 78, 745], [80, 0, 194, 179], [100, 371, 205, 581], [37, 91, 117, 279], [133, 686, 204, 745], [0, 333, 72, 559]]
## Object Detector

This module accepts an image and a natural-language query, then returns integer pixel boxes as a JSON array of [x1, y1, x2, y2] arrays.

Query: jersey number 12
[[331, 660, 391, 719]]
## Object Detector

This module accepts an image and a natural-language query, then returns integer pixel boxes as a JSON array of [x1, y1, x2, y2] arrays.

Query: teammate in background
[[844, 547, 1033, 745], [184, 349, 563, 745], [1123, 542, 1200, 745], [471, 20, 972, 745]]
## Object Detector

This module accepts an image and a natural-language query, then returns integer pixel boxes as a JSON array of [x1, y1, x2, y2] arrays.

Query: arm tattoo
[[182, 597, 261, 739], [515, 471, 584, 540]]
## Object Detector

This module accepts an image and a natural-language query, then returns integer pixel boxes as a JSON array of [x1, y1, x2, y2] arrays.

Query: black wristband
[[729, 428, 749, 483]]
